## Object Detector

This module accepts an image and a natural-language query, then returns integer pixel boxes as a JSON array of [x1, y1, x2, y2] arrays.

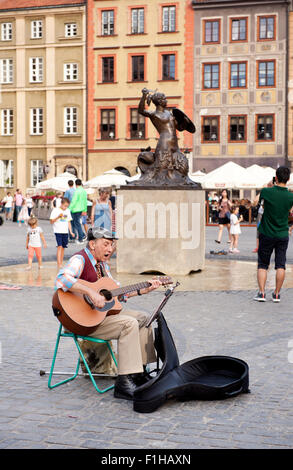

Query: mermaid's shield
[[172, 108, 196, 133]]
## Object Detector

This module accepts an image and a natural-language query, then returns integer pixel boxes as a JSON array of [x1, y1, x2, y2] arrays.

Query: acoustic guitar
[[52, 276, 172, 336]]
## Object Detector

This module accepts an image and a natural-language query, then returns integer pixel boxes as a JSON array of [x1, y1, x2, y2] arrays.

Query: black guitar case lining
[[133, 314, 249, 413]]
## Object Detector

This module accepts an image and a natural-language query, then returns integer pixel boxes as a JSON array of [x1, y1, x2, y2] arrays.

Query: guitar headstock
[[156, 276, 173, 286]]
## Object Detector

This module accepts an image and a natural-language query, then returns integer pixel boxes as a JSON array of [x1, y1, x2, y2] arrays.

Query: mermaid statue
[[128, 88, 200, 187]]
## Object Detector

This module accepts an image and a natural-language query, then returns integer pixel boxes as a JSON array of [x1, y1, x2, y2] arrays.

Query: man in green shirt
[[69, 179, 88, 244], [254, 166, 293, 302]]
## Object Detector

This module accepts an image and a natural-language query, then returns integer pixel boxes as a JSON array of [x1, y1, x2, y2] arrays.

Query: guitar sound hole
[[100, 289, 113, 301]]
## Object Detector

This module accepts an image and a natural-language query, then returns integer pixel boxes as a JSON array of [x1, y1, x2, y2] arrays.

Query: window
[[29, 57, 43, 83], [1, 23, 12, 41], [65, 23, 77, 37], [1, 109, 13, 136], [31, 160, 43, 186], [258, 16, 276, 41], [30, 108, 43, 135], [102, 10, 114, 36], [131, 8, 144, 34], [230, 18, 247, 42], [257, 60, 275, 87], [132, 55, 144, 81], [31, 20, 43, 39], [100, 109, 116, 139], [203, 19, 220, 44], [202, 116, 220, 143], [130, 108, 145, 139], [229, 116, 247, 142], [102, 57, 114, 83], [0, 58, 13, 84], [64, 63, 78, 81], [230, 62, 247, 88], [256, 115, 274, 141], [162, 5, 176, 32], [162, 54, 175, 80], [203, 63, 220, 89], [0, 159, 13, 187], [64, 107, 77, 134]]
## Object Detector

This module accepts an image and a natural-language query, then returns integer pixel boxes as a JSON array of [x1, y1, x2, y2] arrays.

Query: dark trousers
[[258, 232, 289, 270], [14, 205, 22, 222], [69, 210, 75, 240], [71, 212, 84, 242]]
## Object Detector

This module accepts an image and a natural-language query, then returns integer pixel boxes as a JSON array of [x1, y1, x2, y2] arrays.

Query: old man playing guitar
[[54, 226, 170, 400]]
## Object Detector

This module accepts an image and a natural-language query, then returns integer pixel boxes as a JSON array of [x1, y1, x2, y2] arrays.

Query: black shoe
[[114, 374, 137, 400], [253, 291, 266, 302], [215, 240, 221, 244], [130, 372, 150, 387], [272, 292, 281, 303]]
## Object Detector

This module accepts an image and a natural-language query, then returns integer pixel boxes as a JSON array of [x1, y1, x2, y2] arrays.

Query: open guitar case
[[133, 301, 250, 413]]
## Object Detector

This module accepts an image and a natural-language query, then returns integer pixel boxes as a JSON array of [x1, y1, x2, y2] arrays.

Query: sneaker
[[272, 292, 281, 303], [233, 248, 240, 253], [229, 248, 234, 253], [253, 292, 266, 302], [75, 240, 84, 245]]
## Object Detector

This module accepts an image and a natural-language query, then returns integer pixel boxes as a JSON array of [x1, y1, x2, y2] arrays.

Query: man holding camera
[[254, 166, 293, 302]]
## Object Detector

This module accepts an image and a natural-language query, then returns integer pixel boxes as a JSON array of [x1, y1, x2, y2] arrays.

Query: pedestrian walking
[[215, 189, 232, 244], [91, 188, 112, 231], [229, 206, 243, 253], [64, 180, 76, 242], [2, 192, 13, 220], [69, 178, 87, 244], [50, 197, 75, 269], [64, 180, 76, 203], [25, 216, 47, 270], [52, 192, 63, 209], [26, 193, 34, 216], [14, 189, 23, 222], [254, 166, 293, 302], [17, 198, 29, 226]]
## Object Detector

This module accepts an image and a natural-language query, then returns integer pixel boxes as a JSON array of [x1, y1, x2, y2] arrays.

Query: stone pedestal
[[116, 187, 205, 275]]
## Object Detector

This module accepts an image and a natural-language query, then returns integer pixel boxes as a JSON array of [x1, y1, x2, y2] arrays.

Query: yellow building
[[87, 0, 195, 178], [0, 0, 86, 198]]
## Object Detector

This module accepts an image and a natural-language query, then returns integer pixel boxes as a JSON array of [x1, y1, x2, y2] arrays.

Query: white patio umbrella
[[189, 170, 206, 183], [84, 168, 128, 188], [246, 165, 275, 188], [201, 161, 257, 189], [36, 172, 77, 192]]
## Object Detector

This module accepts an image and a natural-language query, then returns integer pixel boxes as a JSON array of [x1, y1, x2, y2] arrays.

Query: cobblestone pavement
[[1, 219, 293, 449], [1, 286, 293, 449]]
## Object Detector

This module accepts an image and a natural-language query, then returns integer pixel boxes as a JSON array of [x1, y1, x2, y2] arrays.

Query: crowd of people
[[208, 192, 259, 225], [0, 180, 117, 271], [1, 189, 34, 225]]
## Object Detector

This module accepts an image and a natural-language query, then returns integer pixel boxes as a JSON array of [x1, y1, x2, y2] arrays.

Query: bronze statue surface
[[127, 88, 200, 188]]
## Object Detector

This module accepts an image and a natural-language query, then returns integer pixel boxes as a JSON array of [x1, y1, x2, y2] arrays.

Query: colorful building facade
[[87, 0, 195, 178], [0, 0, 86, 198], [192, 0, 289, 173]]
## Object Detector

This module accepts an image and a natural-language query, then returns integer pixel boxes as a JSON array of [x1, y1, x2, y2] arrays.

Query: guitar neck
[[110, 281, 152, 298]]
